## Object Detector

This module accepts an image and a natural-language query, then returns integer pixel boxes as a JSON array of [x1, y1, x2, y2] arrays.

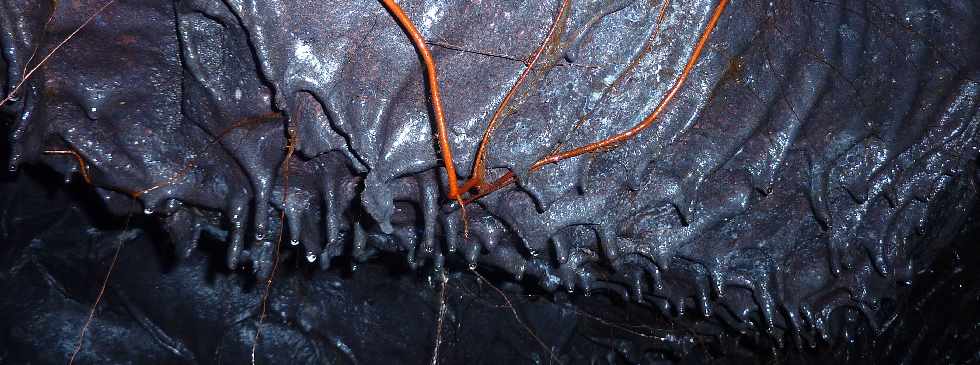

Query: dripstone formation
[[1, 0, 978, 361]]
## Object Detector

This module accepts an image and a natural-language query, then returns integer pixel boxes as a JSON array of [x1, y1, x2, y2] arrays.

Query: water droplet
[[143, 208, 153, 215], [306, 253, 317, 262], [290, 239, 300, 246]]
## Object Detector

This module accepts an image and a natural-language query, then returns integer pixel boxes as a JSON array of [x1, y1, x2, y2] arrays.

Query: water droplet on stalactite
[[290, 239, 300, 246], [306, 253, 317, 263], [143, 208, 153, 215]]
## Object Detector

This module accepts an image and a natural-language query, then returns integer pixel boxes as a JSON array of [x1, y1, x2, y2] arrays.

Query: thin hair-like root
[[430, 272, 450, 365], [0, 0, 118, 109], [471, 269, 560, 364], [68, 200, 134, 365], [251, 107, 301, 364]]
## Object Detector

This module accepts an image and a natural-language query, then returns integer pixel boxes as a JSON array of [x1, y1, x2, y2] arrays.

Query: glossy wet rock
[[1, 0, 979, 362]]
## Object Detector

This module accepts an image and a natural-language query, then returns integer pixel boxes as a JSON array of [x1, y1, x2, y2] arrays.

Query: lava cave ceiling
[[1, 0, 979, 364]]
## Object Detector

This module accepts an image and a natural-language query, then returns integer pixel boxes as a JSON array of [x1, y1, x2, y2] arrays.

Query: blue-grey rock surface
[[1, 0, 978, 363]]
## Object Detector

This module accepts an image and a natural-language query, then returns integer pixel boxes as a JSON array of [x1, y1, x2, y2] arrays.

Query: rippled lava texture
[[1, 0, 979, 364]]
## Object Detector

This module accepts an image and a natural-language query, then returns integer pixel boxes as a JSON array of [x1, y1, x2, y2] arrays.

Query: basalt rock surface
[[1, 0, 979, 363]]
